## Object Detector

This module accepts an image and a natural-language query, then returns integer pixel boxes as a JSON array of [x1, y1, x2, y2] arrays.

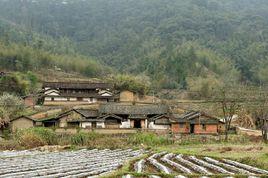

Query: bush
[[0, 140, 20, 150], [70, 132, 102, 146], [15, 127, 57, 148], [127, 132, 172, 146]]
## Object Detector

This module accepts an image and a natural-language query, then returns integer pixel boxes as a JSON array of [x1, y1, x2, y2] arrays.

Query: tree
[[0, 93, 25, 130], [108, 74, 151, 95], [251, 91, 268, 143], [214, 85, 241, 141]]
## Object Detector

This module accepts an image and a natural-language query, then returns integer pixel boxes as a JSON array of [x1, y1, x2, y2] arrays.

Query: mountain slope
[[0, 0, 268, 88]]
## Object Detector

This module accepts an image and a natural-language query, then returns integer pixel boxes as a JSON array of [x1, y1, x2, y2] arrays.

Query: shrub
[[0, 140, 20, 150], [70, 132, 102, 146], [127, 132, 172, 146], [15, 127, 57, 148]]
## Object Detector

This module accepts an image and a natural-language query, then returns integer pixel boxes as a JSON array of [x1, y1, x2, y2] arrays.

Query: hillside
[[0, 0, 268, 90]]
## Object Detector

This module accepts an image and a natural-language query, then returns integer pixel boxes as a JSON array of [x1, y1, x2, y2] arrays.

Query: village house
[[42, 81, 119, 106], [98, 104, 170, 129], [10, 116, 43, 132], [41, 109, 99, 128], [31, 104, 171, 130], [9, 101, 224, 134], [171, 111, 224, 134]]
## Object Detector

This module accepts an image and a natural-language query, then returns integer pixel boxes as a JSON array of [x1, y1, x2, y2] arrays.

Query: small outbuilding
[[171, 111, 224, 134], [10, 116, 39, 132]]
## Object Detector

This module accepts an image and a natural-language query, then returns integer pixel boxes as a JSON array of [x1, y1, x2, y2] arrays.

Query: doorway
[[190, 124, 195, 134], [92, 122, 97, 128], [134, 120, 141, 128]]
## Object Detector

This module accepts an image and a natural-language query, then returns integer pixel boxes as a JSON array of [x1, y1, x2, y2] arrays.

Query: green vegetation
[[15, 128, 57, 148], [0, 72, 38, 95], [109, 74, 150, 95], [1, 130, 267, 171], [0, 42, 108, 78], [127, 132, 172, 146], [0, 93, 25, 129], [0, 0, 268, 91]]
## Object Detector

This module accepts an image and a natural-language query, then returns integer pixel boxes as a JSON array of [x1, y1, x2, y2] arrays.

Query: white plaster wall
[[81, 122, 92, 128], [46, 92, 60, 96], [97, 122, 105, 128], [120, 119, 131, 128], [59, 120, 67, 128], [70, 98, 77, 101], [54, 97, 68, 101], [44, 97, 51, 101], [82, 98, 98, 103], [101, 93, 112, 96], [148, 122, 170, 130], [44, 89, 59, 95]]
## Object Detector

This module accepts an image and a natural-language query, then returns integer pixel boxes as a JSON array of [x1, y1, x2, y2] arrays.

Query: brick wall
[[194, 124, 218, 134], [171, 123, 189, 134]]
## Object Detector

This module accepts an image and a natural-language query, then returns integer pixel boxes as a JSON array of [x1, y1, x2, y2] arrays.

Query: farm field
[[121, 152, 268, 178], [1, 147, 267, 178], [0, 149, 143, 178]]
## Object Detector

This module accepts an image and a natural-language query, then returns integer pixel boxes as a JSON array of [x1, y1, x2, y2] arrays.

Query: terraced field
[[0, 149, 143, 178], [125, 152, 268, 178]]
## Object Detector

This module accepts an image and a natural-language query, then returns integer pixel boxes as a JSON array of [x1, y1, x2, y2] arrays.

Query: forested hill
[[0, 0, 268, 90]]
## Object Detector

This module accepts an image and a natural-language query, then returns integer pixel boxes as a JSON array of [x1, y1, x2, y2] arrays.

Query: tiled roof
[[43, 82, 113, 89], [99, 104, 169, 115]]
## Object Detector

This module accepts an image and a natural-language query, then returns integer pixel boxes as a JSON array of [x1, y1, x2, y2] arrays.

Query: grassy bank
[[0, 128, 172, 150]]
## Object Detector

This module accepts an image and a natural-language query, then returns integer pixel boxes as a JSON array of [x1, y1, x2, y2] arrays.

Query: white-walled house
[[42, 82, 119, 106]]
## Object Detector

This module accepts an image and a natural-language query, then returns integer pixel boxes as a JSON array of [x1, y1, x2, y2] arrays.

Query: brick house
[[171, 111, 224, 134]]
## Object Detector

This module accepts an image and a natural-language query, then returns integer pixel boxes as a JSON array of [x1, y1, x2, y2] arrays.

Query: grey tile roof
[[99, 104, 169, 115]]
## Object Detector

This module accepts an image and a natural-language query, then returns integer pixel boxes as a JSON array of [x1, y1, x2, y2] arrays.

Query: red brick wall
[[194, 124, 218, 134], [171, 123, 189, 134]]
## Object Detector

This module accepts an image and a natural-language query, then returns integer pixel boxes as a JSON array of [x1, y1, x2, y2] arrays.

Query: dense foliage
[[109, 74, 150, 95], [0, 93, 25, 128], [0, 72, 38, 95], [0, 0, 268, 89], [0, 41, 108, 78]]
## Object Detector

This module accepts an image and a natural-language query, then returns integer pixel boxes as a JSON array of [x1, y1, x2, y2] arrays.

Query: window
[[202, 124, 206, 130], [51, 97, 54, 101], [67, 97, 70, 101], [90, 98, 93, 102], [77, 97, 83, 101], [179, 123, 184, 128]]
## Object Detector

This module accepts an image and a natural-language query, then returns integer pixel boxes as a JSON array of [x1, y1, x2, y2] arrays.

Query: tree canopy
[[0, 0, 268, 90]]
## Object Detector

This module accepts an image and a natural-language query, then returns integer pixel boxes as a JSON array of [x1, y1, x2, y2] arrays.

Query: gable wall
[[11, 118, 34, 132]]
